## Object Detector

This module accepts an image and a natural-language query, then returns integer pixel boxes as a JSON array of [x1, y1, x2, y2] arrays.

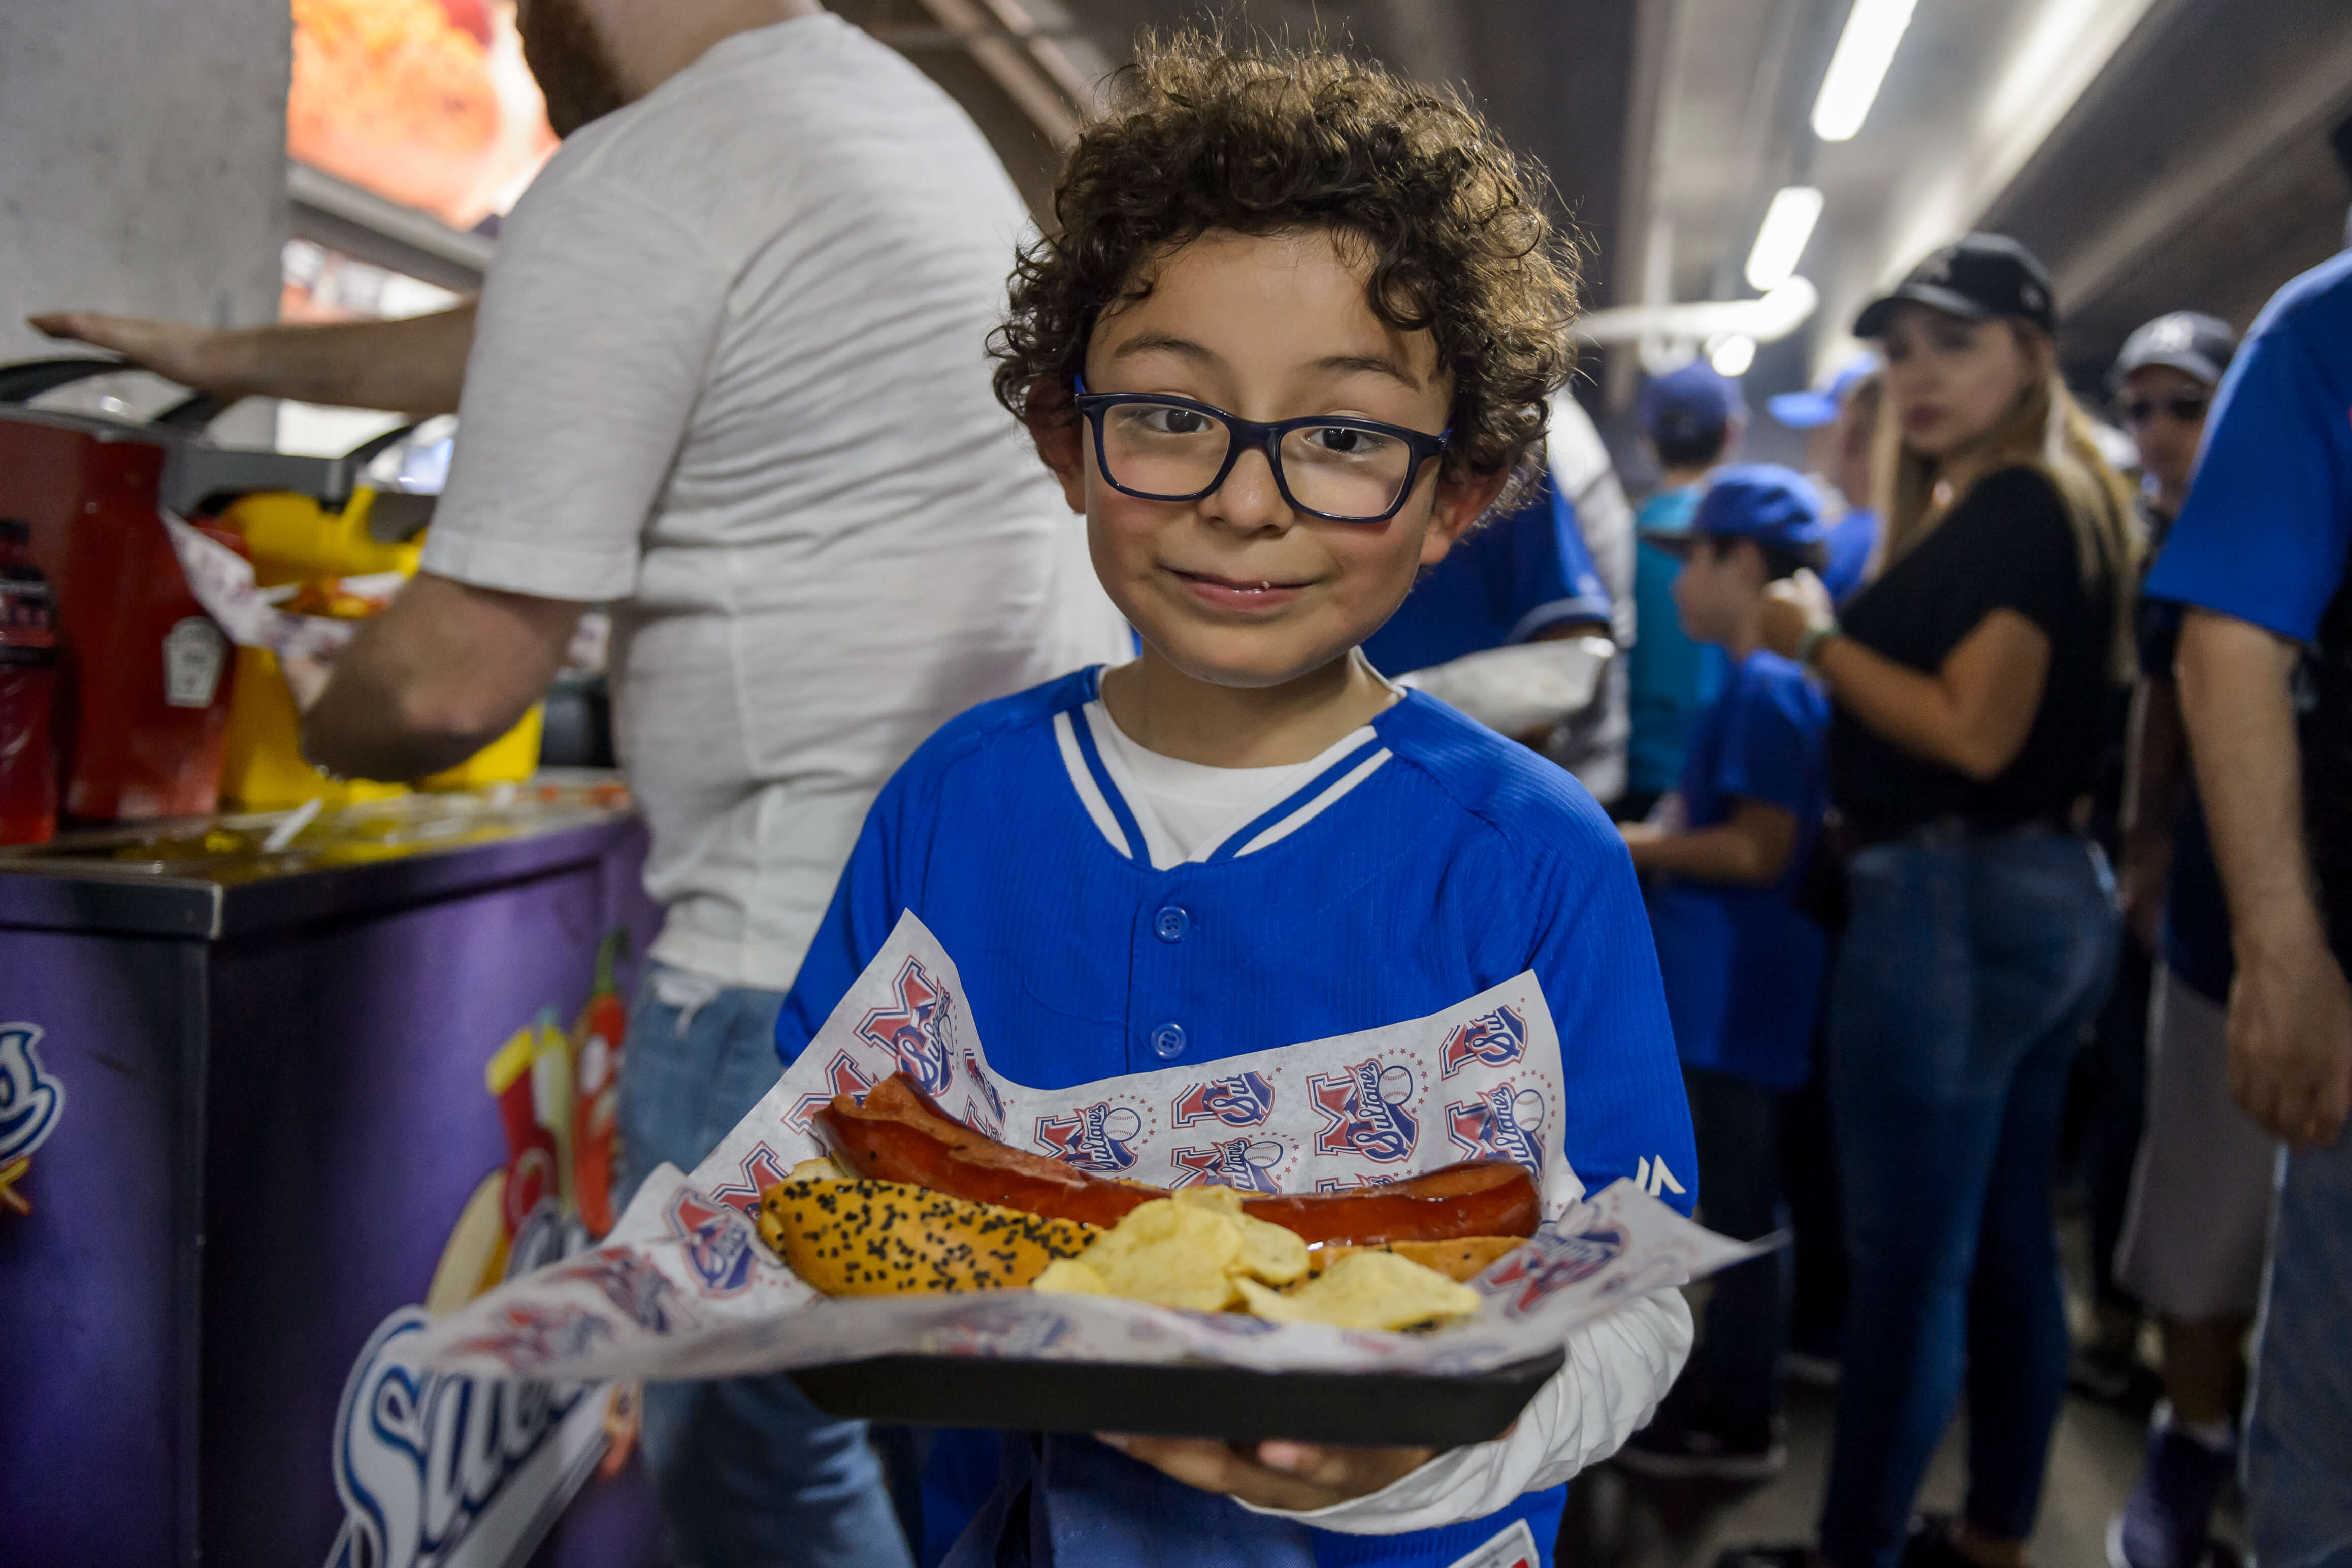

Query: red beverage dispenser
[[0, 359, 357, 823]]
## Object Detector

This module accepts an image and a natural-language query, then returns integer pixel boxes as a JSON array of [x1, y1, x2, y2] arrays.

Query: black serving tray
[[789, 1347, 1565, 1445]]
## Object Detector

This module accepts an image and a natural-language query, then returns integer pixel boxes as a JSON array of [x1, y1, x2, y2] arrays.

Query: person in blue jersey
[[1769, 359, 1883, 606], [1611, 466, 1831, 1484], [2138, 248, 2352, 1568], [1626, 362, 1743, 818], [775, 37, 1698, 1568], [1361, 470, 1616, 746]]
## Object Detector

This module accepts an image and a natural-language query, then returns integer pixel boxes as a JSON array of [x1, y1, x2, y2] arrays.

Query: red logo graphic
[[855, 958, 957, 1097], [1438, 1006, 1527, 1079], [786, 1051, 877, 1134], [1170, 1071, 1275, 1129], [1482, 1226, 1627, 1315], [1307, 1058, 1419, 1163], [1170, 1135, 1285, 1193]]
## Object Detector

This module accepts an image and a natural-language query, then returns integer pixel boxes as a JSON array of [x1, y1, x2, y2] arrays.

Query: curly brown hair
[[989, 32, 1581, 502]]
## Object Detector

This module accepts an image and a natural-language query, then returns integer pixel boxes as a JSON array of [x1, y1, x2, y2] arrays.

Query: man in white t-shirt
[[40, 3, 1125, 1562]]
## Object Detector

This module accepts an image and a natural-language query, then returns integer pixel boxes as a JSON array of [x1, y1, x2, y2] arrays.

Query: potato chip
[[1233, 1214, 1309, 1286], [1171, 1185, 1247, 1216], [1031, 1259, 1109, 1295], [1081, 1199, 1243, 1312], [1237, 1249, 1482, 1331]]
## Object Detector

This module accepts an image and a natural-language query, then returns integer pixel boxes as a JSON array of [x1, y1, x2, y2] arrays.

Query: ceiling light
[[1745, 186, 1824, 292], [1812, 0, 1918, 142], [1709, 335, 1757, 378]]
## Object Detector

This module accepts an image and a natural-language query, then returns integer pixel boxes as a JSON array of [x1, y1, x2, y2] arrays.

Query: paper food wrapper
[[161, 510, 380, 666], [422, 913, 1764, 1384]]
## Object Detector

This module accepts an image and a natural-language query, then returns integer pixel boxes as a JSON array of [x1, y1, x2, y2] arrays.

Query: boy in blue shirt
[[1612, 467, 1832, 1481], [775, 35, 1699, 1568], [1626, 363, 1744, 815]]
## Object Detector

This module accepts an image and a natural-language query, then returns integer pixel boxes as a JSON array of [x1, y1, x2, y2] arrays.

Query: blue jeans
[[616, 968, 913, 1568], [2246, 1132, 2352, 1567], [1817, 832, 2116, 1568]]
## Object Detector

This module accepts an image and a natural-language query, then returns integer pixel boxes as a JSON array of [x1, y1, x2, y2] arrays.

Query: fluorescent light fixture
[[1812, 0, 1918, 141], [1745, 186, 1824, 292], [1709, 334, 1757, 378]]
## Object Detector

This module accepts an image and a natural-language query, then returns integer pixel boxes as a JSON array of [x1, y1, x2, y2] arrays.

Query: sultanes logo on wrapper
[[702, 1145, 792, 1219], [0, 1022, 64, 1216], [1171, 1135, 1287, 1193], [787, 1051, 876, 1134], [419, 915, 1772, 1401], [1309, 1059, 1420, 1162], [1035, 1101, 1145, 1173], [666, 1188, 763, 1297], [554, 1249, 695, 1335], [1444, 1085, 1547, 1173], [1481, 1226, 1629, 1317], [1439, 1006, 1527, 1079], [856, 957, 958, 1098], [1171, 1070, 1276, 1129]]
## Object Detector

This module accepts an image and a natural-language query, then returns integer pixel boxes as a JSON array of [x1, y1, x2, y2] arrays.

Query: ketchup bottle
[[0, 518, 60, 845]]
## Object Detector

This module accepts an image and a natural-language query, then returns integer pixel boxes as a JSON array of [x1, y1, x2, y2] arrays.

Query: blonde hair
[[1872, 325, 2144, 677]]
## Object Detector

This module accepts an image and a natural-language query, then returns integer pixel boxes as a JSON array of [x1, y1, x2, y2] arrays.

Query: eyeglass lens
[[2122, 396, 2208, 424], [1099, 401, 1419, 519]]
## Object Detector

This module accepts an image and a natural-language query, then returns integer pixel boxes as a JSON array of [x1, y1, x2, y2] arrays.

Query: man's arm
[[2175, 608, 2352, 1147], [2118, 674, 2188, 951], [1620, 798, 1798, 886], [301, 572, 582, 781], [29, 302, 477, 415]]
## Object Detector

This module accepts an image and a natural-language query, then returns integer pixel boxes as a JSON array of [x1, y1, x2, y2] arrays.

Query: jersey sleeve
[[2143, 313, 2352, 642], [1711, 669, 1820, 819], [1504, 478, 1616, 642], [1515, 816, 1700, 1214]]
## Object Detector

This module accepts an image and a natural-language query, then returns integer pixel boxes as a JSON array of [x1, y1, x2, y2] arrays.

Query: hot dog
[[813, 1073, 1539, 1246]]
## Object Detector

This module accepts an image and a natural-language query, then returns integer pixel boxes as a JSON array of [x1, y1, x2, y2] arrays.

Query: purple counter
[[0, 797, 667, 1568]]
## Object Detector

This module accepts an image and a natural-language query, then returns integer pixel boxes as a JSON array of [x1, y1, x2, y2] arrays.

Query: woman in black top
[[1738, 236, 2140, 1568]]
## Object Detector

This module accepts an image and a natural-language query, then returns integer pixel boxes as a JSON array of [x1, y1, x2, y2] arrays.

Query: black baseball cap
[[1853, 233, 2057, 339], [2109, 311, 2236, 390]]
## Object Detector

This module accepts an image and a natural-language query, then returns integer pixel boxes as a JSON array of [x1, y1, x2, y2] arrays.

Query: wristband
[[1795, 620, 1840, 669]]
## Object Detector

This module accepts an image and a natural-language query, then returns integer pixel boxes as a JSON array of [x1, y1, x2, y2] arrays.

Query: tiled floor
[[1554, 1375, 2160, 1565]]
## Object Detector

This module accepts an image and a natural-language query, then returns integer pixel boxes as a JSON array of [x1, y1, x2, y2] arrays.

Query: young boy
[[776, 38, 1698, 1568], [1625, 362, 1745, 817], [1611, 466, 1832, 1480]]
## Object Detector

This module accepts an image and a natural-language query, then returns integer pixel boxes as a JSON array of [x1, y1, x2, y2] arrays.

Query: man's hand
[[2229, 927, 2352, 1148], [30, 311, 243, 395], [1098, 1434, 1432, 1512]]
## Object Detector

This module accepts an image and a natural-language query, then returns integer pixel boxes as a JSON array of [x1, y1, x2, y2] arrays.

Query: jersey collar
[[1052, 668, 1398, 870]]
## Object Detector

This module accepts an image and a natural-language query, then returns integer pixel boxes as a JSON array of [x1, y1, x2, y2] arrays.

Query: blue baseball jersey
[[1359, 474, 1613, 677], [1641, 650, 1831, 1089], [2142, 249, 2352, 639], [777, 667, 1695, 1568]]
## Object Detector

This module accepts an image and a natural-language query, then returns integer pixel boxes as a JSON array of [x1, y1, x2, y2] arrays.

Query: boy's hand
[[1098, 1434, 1434, 1511]]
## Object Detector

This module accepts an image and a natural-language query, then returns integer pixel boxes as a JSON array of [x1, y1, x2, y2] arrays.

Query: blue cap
[[1767, 355, 1878, 430], [1639, 362, 1746, 445], [1687, 464, 1827, 555]]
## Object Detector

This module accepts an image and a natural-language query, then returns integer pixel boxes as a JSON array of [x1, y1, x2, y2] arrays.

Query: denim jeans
[[1816, 831, 2116, 1568], [2245, 1132, 2352, 1567], [1673, 1065, 1789, 1433], [615, 967, 913, 1568]]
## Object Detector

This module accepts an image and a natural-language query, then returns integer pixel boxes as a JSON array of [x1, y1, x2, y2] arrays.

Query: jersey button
[[1149, 1021, 1187, 1060], [1154, 906, 1190, 943]]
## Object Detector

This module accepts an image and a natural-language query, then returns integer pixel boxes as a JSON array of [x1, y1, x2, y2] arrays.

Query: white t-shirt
[[422, 16, 1127, 990], [1095, 712, 1322, 866]]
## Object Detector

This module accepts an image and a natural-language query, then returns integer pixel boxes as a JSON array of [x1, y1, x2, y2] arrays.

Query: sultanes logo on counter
[[326, 937, 640, 1568], [0, 1022, 64, 1216]]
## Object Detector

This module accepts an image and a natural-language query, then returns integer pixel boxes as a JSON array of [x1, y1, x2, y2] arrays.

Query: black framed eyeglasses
[[1070, 376, 1452, 524], [2121, 394, 2209, 426]]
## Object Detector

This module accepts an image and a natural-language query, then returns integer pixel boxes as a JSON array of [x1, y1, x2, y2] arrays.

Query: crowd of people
[[29, 5, 2352, 1567]]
